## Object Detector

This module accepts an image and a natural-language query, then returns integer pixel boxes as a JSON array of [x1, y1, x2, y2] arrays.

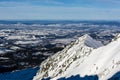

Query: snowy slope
[[52, 34, 120, 80], [33, 34, 103, 80]]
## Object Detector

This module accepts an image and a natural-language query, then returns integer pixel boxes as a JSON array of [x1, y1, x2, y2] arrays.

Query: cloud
[[42, 0, 65, 5], [0, 6, 120, 20], [0, 0, 120, 8], [0, 0, 120, 20], [0, 2, 28, 7], [107, 0, 120, 4], [0, 0, 65, 7]]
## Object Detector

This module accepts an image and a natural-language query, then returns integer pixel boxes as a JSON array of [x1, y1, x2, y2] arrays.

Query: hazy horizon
[[0, 0, 120, 20]]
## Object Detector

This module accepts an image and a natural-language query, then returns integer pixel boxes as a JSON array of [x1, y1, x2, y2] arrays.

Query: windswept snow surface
[[33, 34, 103, 80], [34, 34, 120, 80], [54, 34, 120, 80]]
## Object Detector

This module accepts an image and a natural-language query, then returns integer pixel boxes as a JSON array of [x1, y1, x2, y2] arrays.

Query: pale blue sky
[[0, 0, 120, 20]]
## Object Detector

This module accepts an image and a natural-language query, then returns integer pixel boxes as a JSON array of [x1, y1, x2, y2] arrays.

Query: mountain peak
[[80, 34, 91, 39], [33, 34, 120, 80], [77, 34, 103, 48], [33, 34, 103, 80]]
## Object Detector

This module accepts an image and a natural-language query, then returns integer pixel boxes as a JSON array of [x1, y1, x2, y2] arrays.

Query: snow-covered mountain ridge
[[33, 34, 120, 80]]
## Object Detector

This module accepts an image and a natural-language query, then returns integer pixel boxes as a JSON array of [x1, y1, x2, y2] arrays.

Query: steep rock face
[[33, 34, 103, 80]]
